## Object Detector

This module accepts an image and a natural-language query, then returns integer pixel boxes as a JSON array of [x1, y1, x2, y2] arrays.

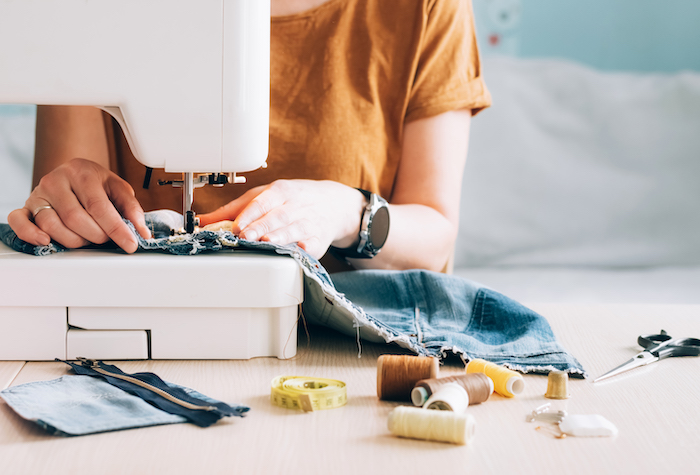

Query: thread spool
[[544, 370, 569, 399], [377, 355, 439, 401], [411, 373, 494, 407], [466, 358, 525, 398], [388, 406, 477, 445], [424, 383, 470, 413]]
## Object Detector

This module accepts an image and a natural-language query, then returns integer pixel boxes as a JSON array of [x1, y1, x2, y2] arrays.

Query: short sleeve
[[405, 0, 491, 123]]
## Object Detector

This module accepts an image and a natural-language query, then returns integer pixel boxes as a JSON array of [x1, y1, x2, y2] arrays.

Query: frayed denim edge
[[438, 345, 588, 378]]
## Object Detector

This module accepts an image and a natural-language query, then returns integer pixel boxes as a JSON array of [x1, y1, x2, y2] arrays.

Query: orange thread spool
[[412, 373, 494, 407], [377, 354, 439, 401]]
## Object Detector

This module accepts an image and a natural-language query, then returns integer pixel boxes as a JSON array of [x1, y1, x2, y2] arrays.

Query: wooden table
[[1, 304, 698, 474]]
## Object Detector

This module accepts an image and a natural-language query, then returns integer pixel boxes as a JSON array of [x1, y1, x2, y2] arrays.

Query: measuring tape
[[270, 376, 347, 412]]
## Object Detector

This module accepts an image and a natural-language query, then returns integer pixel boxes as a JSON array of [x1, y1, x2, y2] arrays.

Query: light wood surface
[[0, 362, 24, 390], [1, 304, 698, 474]]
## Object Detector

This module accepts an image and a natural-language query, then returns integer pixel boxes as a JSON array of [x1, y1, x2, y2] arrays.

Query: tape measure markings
[[271, 376, 347, 412]]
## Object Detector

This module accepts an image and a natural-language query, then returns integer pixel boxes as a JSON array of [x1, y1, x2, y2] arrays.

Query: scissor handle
[[639, 331, 700, 359]]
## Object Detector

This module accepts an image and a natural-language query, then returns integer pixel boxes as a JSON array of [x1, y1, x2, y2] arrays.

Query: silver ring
[[32, 205, 53, 219]]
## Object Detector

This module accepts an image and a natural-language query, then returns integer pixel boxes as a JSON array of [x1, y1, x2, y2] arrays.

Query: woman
[[8, 0, 490, 272]]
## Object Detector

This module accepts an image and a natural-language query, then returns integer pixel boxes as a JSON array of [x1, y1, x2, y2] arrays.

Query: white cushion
[[456, 57, 700, 268]]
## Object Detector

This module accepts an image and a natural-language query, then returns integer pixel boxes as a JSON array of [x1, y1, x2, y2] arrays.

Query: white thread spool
[[424, 383, 470, 413], [387, 406, 477, 445]]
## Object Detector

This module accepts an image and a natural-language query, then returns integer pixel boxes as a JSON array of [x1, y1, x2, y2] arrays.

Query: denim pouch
[[0, 372, 248, 436], [0, 212, 586, 376]]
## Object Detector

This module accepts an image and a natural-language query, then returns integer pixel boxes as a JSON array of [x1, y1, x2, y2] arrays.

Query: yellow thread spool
[[466, 359, 525, 398], [388, 406, 477, 445]]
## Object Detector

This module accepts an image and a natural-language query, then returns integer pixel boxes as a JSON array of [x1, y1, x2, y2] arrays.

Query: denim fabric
[[0, 222, 65, 255], [63, 359, 246, 428], [0, 212, 586, 376], [0, 375, 247, 436]]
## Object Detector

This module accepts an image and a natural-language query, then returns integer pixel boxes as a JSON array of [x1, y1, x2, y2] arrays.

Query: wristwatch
[[331, 189, 390, 259]]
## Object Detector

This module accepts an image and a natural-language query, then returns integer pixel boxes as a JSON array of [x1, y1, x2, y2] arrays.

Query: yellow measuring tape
[[271, 376, 347, 412]]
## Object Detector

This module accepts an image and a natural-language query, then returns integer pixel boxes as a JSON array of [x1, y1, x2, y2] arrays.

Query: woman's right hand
[[7, 158, 151, 253]]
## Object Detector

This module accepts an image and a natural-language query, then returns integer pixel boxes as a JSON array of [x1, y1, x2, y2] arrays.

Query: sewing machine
[[0, 0, 303, 361]]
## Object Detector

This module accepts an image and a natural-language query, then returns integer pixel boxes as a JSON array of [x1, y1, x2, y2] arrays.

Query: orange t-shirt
[[106, 0, 491, 214]]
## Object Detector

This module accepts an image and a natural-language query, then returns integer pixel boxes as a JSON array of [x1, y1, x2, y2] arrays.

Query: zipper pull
[[76, 357, 99, 369]]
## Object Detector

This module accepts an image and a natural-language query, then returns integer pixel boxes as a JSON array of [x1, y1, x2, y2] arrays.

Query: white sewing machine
[[0, 0, 303, 361]]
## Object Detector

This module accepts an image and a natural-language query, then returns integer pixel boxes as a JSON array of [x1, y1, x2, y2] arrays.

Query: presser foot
[[185, 210, 199, 234]]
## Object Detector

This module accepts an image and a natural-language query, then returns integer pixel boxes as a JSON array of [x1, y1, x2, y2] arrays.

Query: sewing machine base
[[0, 242, 303, 361]]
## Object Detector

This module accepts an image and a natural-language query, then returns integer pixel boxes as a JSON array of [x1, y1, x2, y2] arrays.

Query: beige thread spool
[[466, 358, 525, 398], [544, 370, 570, 399], [424, 383, 470, 413], [411, 373, 494, 407], [388, 405, 477, 445], [377, 354, 439, 401]]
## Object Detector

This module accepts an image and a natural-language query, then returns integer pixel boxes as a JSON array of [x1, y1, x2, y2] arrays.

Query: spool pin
[[377, 355, 439, 401], [466, 359, 525, 398], [388, 405, 477, 445], [411, 373, 494, 407]]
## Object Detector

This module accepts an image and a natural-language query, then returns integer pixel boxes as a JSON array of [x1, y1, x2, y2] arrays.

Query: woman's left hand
[[198, 179, 365, 259]]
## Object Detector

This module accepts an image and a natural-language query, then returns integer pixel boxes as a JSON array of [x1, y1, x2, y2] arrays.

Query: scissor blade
[[593, 352, 658, 383]]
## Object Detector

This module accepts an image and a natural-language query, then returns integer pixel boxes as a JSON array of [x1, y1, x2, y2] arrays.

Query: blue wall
[[474, 0, 700, 73]]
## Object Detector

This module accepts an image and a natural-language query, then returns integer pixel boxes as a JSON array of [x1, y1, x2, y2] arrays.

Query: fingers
[[197, 186, 266, 227], [243, 206, 304, 243], [7, 208, 51, 247], [233, 183, 289, 238], [11, 158, 144, 253], [31, 204, 91, 249], [71, 179, 139, 253], [29, 183, 110, 246], [107, 177, 151, 239], [297, 236, 325, 259]]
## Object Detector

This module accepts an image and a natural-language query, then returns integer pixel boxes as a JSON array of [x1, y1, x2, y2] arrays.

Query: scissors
[[593, 329, 700, 383]]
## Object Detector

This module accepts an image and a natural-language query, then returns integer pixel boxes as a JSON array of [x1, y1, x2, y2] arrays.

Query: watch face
[[369, 206, 390, 249]]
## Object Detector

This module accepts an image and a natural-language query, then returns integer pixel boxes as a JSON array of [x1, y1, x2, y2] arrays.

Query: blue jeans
[[0, 212, 585, 376]]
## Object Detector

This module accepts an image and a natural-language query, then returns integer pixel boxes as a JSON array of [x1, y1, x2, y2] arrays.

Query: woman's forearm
[[33, 105, 110, 188], [349, 203, 457, 272]]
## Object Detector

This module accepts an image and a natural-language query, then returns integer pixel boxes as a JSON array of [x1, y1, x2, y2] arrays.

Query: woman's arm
[[8, 106, 150, 252], [199, 108, 471, 272], [32, 105, 111, 187], [352, 109, 471, 271]]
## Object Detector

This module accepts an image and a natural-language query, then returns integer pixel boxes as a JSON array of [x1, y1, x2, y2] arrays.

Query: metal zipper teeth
[[89, 365, 217, 412]]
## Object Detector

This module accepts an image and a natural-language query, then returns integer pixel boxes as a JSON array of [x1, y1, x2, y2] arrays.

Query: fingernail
[[242, 230, 258, 241], [126, 238, 138, 254], [38, 233, 51, 246]]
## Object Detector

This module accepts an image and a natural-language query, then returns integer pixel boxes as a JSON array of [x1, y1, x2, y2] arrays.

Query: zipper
[[77, 357, 217, 412]]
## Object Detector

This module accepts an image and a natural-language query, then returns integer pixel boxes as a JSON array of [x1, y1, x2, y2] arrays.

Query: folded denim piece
[[0, 213, 586, 376], [61, 359, 245, 427], [0, 373, 248, 436]]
